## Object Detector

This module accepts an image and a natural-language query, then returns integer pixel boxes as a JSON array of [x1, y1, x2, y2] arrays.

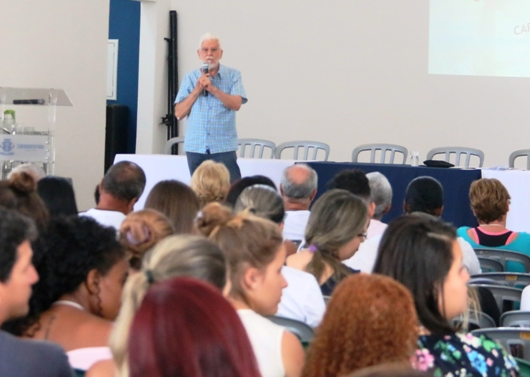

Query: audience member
[[88, 234, 226, 377], [302, 274, 418, 377], [37, 176, 78, 217], [279, 164, 318, 242], [119, 209, 175, 270], [234, 184, 325, 328], [286, 189, 368, 295], [0, 170, 49, 231], [372, 213, 518, 376], [143, 179, 199, 234], [0, 172, 49, 335], [327, 169, 378, 235], [0, 208, 72, 377], [7, 162, 46, 182], [366, 172, 392, 237], [345, 176, 480, 275], [197, 203, 305, 377], [190, 160, 230, 208], [128, 277, 261, 377], [224, 174, 276, 208], [29, 217, 128, 372], [80, 161, 146, 230], [458, 178, 530, 272]]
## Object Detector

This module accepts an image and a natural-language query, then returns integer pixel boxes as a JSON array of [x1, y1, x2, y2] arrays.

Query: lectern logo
[[0, 139, 15, 155]]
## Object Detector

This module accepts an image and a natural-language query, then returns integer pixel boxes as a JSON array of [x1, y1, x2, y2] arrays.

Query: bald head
[[280, 164, 318, 210]]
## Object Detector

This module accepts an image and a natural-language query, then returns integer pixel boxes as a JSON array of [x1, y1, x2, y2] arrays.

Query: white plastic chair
[[351, 143, 408, 164], [521, 286, 530, 311], [509, 149, 530, 170], [426, 146, 484, 167], [237, 138, 276, 159], [164, 137, 184, 154], [275, 141, 330, 161]]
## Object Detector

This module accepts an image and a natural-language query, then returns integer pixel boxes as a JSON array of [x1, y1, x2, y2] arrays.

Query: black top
[[320, 266, 359, 296], [474, 227, 513, 247]]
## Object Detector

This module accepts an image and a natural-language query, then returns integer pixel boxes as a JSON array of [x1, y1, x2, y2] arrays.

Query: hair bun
[[195, 203, 234, 237], [8, 171, 37, 194], [120, 219, 157, 256]]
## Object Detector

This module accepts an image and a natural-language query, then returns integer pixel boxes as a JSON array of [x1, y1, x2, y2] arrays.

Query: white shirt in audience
[[80, 208, 125, 230], [67, 347, 112, 372], [282, 210, 310, 241], [366, 219, 387, 240], [238, 309, 285, 377], [277, 266, 325, 328], [344, 235, 481, 275]]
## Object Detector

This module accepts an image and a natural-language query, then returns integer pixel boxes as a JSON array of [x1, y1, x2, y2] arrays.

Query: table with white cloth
[[113, 154, 296, 210], [481, 169, 530, 233]]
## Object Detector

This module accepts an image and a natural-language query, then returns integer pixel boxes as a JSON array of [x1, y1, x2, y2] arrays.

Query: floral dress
[[413, 333, 519, 377]]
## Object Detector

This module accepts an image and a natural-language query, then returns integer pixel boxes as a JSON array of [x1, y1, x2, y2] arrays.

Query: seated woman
[[87, 234, 227, 377], [128, 277, 261, 377], [196, 203, 305, 377], [143, 180, 199, 234], [190, 160, 231, 208], [373, 213, 519, 376], [302, 274, 419, 377], [234, 184, 326, 328], [37, 176, 78, 218], [457, 178, 530, 272], [119, 209, 175, 271], [28, 217, 129, 372], [286, 189, 369, 295]]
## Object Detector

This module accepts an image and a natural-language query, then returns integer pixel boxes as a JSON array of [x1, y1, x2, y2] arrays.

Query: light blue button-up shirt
[[175, 65, 248, 154]]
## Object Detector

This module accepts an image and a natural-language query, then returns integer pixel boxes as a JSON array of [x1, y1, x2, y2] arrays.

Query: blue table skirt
[[304, 162, 482, 228]]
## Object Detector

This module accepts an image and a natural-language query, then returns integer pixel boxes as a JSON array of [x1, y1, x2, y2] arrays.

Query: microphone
[[202, 63, 209, 96]]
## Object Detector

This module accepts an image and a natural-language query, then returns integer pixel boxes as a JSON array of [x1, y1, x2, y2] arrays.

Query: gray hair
[[8, 163, 45, 182], [102, 161, 146, 202], [280, 164, 318, 201], [234, 184, 285, 224], [366, 172, 392, 220], [199, 33, 221, 48]]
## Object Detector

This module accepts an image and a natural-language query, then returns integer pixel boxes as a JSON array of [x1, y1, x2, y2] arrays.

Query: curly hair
[[119, 209, 175, 270], [34, 217, 124, 313], [190, 160, 230, 208], [469, 178, 510, 223], [302, 274, 418, 377]]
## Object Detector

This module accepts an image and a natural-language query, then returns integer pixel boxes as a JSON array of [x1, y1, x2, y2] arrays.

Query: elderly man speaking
[[175, 33, 248, 182]]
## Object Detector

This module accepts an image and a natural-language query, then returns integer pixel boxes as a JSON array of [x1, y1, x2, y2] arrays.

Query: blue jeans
[[186, 151, 241, 183]]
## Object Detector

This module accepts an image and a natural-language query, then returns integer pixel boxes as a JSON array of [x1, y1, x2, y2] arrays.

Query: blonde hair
[[190, 160, 230, 208], [119, 209, 175, 270], [195, 203, 283, 307], [109, 235, 226, 377], [469, 178, 511, 223], [305, 189, 368, 283]]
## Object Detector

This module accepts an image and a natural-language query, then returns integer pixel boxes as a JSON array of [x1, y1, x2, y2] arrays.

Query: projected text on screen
[[429, 0, 530, 78]]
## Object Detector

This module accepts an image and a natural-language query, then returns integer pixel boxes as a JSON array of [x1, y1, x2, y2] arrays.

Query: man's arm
[[174, 84, 202, 120], [207, 85, 243, 111]]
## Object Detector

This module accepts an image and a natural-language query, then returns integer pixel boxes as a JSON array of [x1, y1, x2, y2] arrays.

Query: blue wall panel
[[107, 0, 140, 153]]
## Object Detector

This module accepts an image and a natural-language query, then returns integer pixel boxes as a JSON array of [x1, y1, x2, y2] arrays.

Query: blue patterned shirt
[[175, 64, 247, 154]]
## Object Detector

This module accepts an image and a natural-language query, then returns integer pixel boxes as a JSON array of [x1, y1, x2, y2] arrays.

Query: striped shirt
[[175, 64, 248, 154]]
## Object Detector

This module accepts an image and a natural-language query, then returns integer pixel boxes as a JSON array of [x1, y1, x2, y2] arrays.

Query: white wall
[[1, 0, 110, 210], [148, 0, 530, 167]]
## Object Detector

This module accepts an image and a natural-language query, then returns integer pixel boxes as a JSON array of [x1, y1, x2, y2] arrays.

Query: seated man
[[81, 161, 146, 230], [0, 208, 73, 377], [327, 169, 379, 238], [365, 172, 392, 239], [344, 176, 481, 275], [280, 164, 318, 242]]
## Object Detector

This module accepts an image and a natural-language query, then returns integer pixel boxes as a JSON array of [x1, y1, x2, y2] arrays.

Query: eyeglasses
[[358, 232, 367, 240]]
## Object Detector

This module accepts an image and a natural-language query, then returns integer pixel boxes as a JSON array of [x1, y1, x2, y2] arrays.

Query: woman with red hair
[[128, 277, 261, 377]]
